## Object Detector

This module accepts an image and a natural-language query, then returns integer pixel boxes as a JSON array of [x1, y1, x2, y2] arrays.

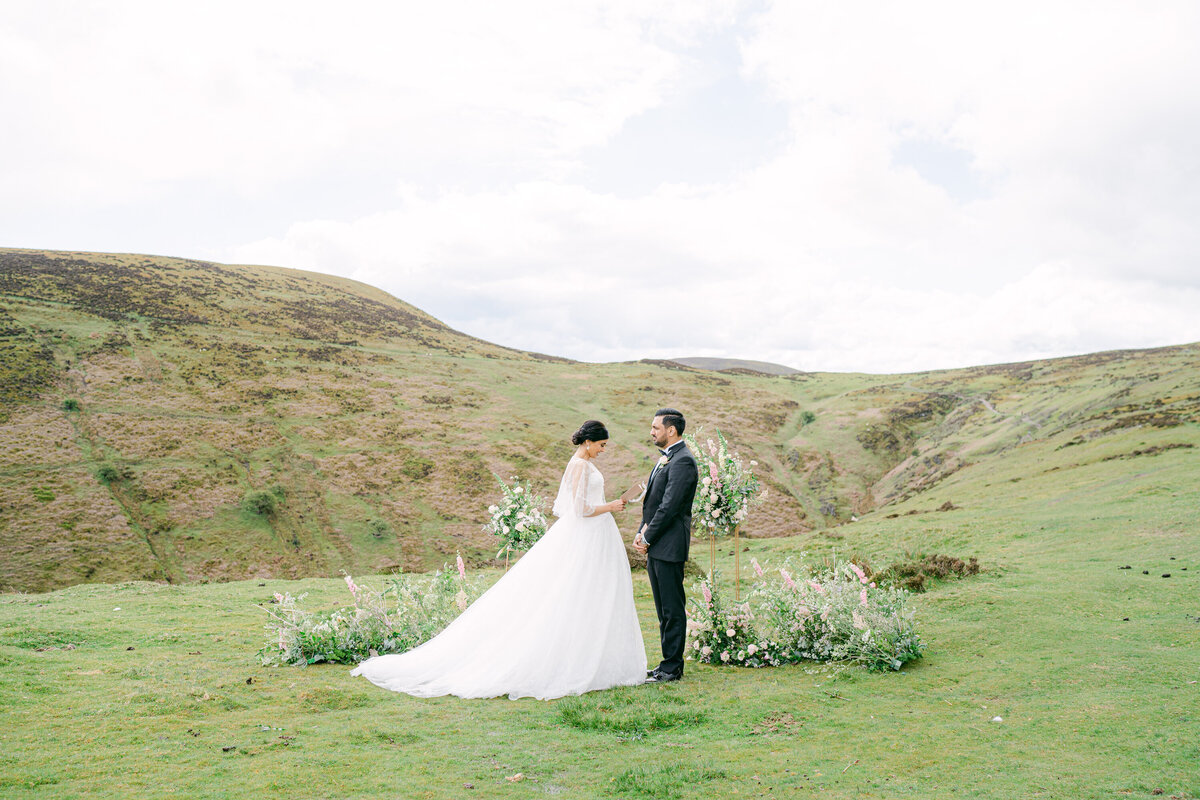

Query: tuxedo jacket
[[640, 442, 698, 563]]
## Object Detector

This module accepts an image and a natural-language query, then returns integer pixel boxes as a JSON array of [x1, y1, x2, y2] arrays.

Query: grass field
[[3, 424, 1197, 799]]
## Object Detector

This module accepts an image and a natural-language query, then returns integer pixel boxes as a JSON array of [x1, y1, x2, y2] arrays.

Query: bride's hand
[[610, 499, 626, 512]]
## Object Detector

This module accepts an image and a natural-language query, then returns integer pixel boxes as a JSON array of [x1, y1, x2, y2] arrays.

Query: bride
[[351, 420, 648, 700]]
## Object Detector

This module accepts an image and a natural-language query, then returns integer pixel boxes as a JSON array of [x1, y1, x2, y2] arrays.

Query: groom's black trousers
[[646, 556, 686, 675]]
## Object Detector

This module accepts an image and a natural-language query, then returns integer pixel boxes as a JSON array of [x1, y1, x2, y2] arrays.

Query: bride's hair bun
[[571, 420, 609, 445]]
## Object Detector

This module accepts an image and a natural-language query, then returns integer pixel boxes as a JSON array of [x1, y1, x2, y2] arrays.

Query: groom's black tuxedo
[[641, 442, 698, 562], [641, 440, 698, 677]]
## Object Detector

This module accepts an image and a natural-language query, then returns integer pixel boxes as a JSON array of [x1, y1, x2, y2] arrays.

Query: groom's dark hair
[[655, 408, 685, 436]]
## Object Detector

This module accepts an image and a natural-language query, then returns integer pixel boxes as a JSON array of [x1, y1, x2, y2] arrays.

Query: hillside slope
[[2, 248, 1197, 592]]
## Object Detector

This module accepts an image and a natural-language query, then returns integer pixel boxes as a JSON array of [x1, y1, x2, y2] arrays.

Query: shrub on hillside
[[94, 462, 131, 485], [873, 553, 981, 592], [242, 487, 283, 516]]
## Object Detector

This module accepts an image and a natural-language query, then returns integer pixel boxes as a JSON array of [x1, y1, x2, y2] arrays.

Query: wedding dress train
[[350, 455, 647, 700]]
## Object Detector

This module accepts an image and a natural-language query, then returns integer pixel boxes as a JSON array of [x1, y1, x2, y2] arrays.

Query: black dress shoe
[[645, 670, 681, 683]]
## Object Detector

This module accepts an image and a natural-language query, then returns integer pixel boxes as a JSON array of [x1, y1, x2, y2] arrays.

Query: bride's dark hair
[[571, 420, 609, 445]]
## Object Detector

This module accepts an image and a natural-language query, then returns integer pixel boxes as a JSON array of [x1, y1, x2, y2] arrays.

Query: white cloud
[[5, 1, 1200, 372]]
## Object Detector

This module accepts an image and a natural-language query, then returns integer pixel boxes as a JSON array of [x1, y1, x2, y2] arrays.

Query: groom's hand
[[633, 531, 648, 554]]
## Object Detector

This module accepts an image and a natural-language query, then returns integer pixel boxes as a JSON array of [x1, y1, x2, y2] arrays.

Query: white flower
[[701, 646, 712, 657], [657, 455, 669, 468], [713, 508, 722, 518], [488, 505, 498, 514], [515, 522, 525, 532], [747, 644, 758, 655], [750, 460, 757, 466], [702, 476, 711, 486], [513, 486, 523, 494], [693, 640, 701, 650], [726, 628, 735, 637], [720, 651, 730, 662]]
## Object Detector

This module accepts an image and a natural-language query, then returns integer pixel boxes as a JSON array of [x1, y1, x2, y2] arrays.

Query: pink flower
[[860, 588, 869, 607], [780, 569, 796, 589], [849, 563, 867, 582], [869, 581, 876, 588], [752, 558, 764, 578], [702, 583, 713, 604], [796, 605, 811, 617], [808, 580, 826, 595], [456, 554, 466, 580], [709, 462, 719, 479], [344, 575, 360, 598], [708, 440, 718, 456]]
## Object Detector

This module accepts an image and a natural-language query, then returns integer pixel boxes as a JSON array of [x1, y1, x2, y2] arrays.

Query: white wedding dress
[[350, 456, 647, 700]]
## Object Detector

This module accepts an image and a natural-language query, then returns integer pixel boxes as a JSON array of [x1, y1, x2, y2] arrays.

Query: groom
[[633, 408, 698, 683]]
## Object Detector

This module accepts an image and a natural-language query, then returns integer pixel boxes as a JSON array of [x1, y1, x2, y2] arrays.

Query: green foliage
[[689, 559, 924, 672], [800, 410, 817, 425], [242, 488, 281, 516], [484, 475, 550, 558], [31, 487, 55, 503], [367, 518, 390, 538], [259, 564, 480, 666], [685, 429, 764, 538], [61, 398, 80, 412], [94, 462, 130, 485]]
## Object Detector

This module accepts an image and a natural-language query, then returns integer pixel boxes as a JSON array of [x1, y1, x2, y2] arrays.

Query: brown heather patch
[[0, 407, 80, 467], [315, 451, 411, 495], [0, 467, 149, 591], [136, 466, 243, 520], [86, 413, 283, 460], [277, 388, 350, 419]]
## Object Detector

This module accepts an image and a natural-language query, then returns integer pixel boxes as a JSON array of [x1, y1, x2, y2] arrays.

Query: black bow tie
[[659, 449, 668, 455]]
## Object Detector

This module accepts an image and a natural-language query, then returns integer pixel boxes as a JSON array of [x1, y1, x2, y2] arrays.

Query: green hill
[[2, 248, 1198, 798], [2, 247, 1198, 594]]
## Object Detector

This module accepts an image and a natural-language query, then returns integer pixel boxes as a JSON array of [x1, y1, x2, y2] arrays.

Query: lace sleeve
[[552, 458, 597, 518]]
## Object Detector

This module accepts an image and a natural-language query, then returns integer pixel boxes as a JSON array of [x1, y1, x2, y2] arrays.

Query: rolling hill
[[2, 247, 1198, 593]]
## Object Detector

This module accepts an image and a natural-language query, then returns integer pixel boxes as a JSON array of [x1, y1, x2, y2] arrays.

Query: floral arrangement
[[683, 430, 765, 538], [686, 569, 788, 668], [687, 556, 923, 671], [483, 474, 551, 560], [258, 556, 482, 666]]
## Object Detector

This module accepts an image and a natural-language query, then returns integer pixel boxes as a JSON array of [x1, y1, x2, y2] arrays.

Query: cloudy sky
[[3, 1, 1199, 373]]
